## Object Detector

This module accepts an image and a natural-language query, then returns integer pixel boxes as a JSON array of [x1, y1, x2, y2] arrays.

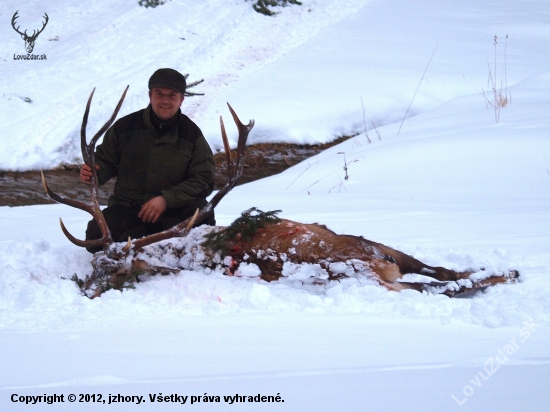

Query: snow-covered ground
[[1, 0, 550, 410]]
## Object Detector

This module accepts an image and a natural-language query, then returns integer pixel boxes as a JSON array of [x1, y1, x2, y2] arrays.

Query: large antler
[[42, 86, 129, 249], [125, 103, 254, 251]]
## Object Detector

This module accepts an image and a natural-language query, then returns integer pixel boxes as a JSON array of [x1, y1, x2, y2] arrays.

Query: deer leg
[[444, 270, 520, 297], [405, 262, 473, 282], [373, 243, 472, 282], [367, 259, 424, 293], [362, 241, 518, 296]]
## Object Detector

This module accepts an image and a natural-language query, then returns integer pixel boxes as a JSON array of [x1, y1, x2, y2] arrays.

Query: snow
[[1, 0, 550, 410]]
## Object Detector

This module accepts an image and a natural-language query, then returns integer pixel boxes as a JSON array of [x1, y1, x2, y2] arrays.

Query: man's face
[[149, 87, 184, 121]]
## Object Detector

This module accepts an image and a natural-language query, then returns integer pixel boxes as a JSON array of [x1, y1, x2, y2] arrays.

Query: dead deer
[[42, 88, 519, 298]]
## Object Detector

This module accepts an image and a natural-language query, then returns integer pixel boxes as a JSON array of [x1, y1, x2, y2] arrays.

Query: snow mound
[[0, 227, 547, 332]]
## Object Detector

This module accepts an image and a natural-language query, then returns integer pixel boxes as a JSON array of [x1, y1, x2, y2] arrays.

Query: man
[[81, 68, 215, 253]]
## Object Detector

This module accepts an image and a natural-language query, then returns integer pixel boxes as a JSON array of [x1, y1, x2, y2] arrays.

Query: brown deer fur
[[206, 219, 518, 296]]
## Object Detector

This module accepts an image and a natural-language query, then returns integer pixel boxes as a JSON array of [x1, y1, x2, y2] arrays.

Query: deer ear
[[20, 34, 25, 40]]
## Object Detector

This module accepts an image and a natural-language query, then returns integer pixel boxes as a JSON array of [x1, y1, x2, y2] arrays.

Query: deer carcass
[[42, 88, 519, 298]]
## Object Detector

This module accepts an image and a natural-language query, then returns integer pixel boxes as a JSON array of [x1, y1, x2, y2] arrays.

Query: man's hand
[[80, 164, 99, 184], [139, 196, 167, 224]]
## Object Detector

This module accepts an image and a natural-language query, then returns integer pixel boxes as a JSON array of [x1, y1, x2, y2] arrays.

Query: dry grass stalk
[[482, 35, 511, 123]]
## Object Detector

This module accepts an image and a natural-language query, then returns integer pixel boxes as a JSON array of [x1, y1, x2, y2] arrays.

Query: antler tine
[[41, 171, 110, 248], [59, 219, 107, 248], [90, 85, 129, 148], [220, 115, 233, 168], [81, 88, 96, 165], [185, 208, 200, 232], [227, 103, 255, 153], [128, 104, 254, 251], [41, 171, 92, 213]]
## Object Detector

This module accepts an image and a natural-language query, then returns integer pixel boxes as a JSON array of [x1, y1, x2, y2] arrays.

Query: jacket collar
[[143, 105, 180, 143]]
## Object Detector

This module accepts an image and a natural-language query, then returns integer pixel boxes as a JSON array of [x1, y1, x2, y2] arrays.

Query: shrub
[[251, 0, 302, 16], [138, 0, 170, 8]]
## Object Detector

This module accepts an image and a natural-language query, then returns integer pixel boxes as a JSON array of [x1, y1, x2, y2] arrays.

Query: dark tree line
[[138, 0, 303, 16]]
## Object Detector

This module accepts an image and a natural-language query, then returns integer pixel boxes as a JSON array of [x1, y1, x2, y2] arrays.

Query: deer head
[[12, 11, 49, 54]]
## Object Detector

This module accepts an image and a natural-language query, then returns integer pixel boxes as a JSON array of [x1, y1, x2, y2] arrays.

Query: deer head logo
[[11, 11, 49, 54]]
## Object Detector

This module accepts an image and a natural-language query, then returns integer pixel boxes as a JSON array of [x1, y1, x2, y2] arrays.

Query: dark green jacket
[[95, 105, 215, 209]]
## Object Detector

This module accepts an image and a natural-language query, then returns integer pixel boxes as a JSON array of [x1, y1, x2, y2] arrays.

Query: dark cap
[[148, 68, 186, 95]]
